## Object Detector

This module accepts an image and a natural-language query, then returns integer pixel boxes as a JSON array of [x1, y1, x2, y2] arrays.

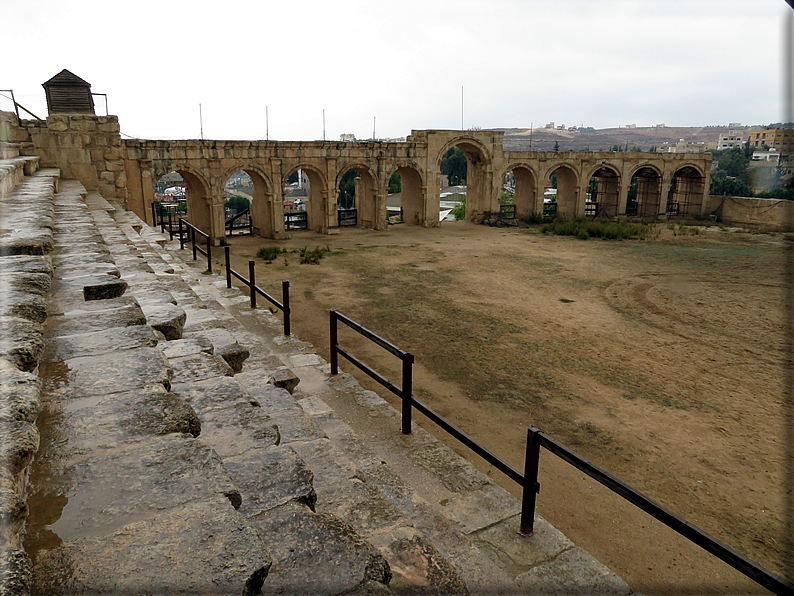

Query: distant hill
[[495, 125, 756, 152]]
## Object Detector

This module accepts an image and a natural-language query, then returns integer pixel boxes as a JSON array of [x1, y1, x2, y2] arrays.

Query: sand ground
[[216, 220, 788, 596]]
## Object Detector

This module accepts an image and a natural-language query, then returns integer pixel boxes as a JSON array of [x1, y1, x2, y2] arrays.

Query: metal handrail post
[[191, 228, 197, 261], [402, 353, 414, 434], [282, 280, 291, 336], [225, 246, 232, 288], [179, 218, 185, 250], [330, 310, 338, 375], [249, 260, 256, 308], [520, 427, 542, 534], [151, 202, 157, 227], [206, 236, 212, 273], [168, 212, 174, 240]]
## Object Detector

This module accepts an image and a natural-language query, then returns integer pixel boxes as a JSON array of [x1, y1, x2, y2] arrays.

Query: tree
[[388, 171, 401, 194], [440, 147, 467, 186], [225, 195, 249, 214], [553, 140, 560, 153]]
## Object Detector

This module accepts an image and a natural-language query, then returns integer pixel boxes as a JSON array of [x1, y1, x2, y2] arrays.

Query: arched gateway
[[123, 132, 712, 244]]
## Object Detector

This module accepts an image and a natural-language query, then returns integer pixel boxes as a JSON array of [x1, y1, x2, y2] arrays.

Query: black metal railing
[[524, 428, 793, 596], [178, 218, 212, 273], [285, 212, 308, 230], [584, 201, 599, 217], [224, 246, 290, 335], [338, 208, 357, 227], [543, 201, 557, 219], [226, 208, 253, 235], [329, 310, 529, 519], [151, 202, 184, 240], [328, 312, 794, 596]]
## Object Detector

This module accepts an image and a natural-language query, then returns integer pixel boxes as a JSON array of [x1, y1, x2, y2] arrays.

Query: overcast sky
[[3, 0, 791, 141]]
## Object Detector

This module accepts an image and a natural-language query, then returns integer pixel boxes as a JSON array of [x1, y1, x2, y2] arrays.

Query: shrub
[[299, 245, 328, 264], [257, 246, 286, 263], [522, 212, 544, 224], [541, 218, 650, 240]]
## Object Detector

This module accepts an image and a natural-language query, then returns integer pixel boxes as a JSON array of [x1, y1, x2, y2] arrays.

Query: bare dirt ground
[[217, 221, 788, 596]]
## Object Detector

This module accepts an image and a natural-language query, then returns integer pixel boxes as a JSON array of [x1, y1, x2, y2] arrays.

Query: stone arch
[[502, 163, 537, 220], [436, 137, 493, 221], [543, 163, 580, 219], [283, 163, 329, 233], [153, 164, 213, 233], [220, 164, 279, 238], [336, 163, 379, 229], [668, 165, 706, 217], [584, 163, 621, 218], [627, 165, 663, 218], [385, 163, 425, 226]]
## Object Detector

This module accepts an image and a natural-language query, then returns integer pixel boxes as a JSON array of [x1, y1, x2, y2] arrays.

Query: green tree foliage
[[225, 195, 250, 214], [339, 169, 358, 209], [451, 196, 466, 220], [441, 147, 467, 186], [553, 140, 560, 153], [388, 171, 401, 194], [287, 171, 299, 184], [709, 148, 754, 196], [710, 177, 754, 197]]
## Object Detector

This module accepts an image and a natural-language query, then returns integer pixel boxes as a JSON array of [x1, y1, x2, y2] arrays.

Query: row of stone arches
[[152, 161, 430, 237], [505, 162, 707, 220]]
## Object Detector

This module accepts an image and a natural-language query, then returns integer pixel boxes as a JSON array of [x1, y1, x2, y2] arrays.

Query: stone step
[[154, 226, 642, 595], [89, 198, 641, 595], [50, 189, 402, 594]]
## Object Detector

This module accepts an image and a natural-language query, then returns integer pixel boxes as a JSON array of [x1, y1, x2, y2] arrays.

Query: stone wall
[[704, 195, 793, 231], [1, 111, 126, 201]]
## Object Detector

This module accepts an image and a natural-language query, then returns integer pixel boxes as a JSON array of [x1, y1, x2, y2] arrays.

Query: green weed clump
[[256, 246, 286, 263], [299, 245, 329, 264], [541, 218, 650, 240]]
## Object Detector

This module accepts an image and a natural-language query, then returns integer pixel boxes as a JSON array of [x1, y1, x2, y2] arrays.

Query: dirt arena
[[216, 220, 788, 595]]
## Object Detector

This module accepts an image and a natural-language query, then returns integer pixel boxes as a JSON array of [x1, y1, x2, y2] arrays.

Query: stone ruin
[[0, 75, 647, 594]]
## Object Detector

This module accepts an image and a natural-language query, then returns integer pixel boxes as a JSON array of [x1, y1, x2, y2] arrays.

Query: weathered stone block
[[141, 303, 186, 340], [0, 317, 43, 372], [82, 275, 128, 300], [32, 499, 271, 596], [43, 324, 157, 362], [252, 501, 391, 595], [226, 444, 315, 515], [168, 352, 233, 384], [44, 347, 172, 398], [269, 368, 300, 393], [0, 360, 41, 423], [514, 547, 632, 595]]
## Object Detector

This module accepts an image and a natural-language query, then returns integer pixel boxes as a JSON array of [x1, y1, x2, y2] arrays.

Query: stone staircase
[[0, 150, 642, 594]]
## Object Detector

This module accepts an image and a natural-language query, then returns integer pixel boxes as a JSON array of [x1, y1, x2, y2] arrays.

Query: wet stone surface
[[31, 498, 272, 596], [168, 352, 233, 383], [41, 324, 157, 362], [252, 501, 392, 596], [0, 316, 44, 372], [156, 336, 214, 359], [141, 303, 186, 340], [225, 444, 316, 516], [0, 361, 42, 423], [514, 547, 633, 596], [61, 386, 201, 450], [44, 435, 241, 543], [42, 347, 173, 399]]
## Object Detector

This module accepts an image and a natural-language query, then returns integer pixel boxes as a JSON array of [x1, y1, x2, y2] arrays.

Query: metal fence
[[328, 311, 794, 596], [178, 218, 212, 273], [224, 246, 290, 336]]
